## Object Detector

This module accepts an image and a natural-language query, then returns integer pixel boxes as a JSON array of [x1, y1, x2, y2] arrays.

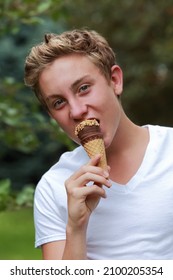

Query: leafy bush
[[0, 179, 35, 211], [16, 185, 35, 208], [0, 179, 11, 211]]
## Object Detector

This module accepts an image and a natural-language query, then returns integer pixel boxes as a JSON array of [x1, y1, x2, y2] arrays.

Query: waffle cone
[[83, 138, 107, 170]]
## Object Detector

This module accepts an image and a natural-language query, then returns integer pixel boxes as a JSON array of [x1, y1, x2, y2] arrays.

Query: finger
[[86, 154, 102, 167], [87, 155, 110, 178], [77, 183, 107, 199], [107, 165, 111, 172], [69, 164, 109, 182], [76, 172, 112, 188]]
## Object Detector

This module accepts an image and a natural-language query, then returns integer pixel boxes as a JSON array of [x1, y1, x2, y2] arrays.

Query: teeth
[[87, 118, 100, 123]]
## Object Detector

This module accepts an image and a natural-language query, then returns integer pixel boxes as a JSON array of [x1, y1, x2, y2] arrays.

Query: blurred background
[[0, 0, 173, 259]]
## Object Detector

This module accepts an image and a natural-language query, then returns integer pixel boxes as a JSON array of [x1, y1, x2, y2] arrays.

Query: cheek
[[103, 100, 121, 147], [53, 115, 77, 140], [49, 111, 68, 131], [100, 93, 119, 114]]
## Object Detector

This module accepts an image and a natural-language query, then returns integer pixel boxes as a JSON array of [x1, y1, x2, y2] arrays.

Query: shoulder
[[146, 124, 173, 158], [47, 145, 88, 179], [147, 124, 173, 141], [35, 145, 88, 195]]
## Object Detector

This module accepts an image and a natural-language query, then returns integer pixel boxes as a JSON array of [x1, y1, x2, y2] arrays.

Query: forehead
[[48, 54, 98, 73], [39, 54, 101, 92]]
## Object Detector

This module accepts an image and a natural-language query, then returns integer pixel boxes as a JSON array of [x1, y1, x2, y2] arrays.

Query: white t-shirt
[[34, 125, 173, 259]]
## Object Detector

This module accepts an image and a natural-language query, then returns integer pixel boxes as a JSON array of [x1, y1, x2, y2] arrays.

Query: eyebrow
[[45, 94, 60, 102], [70, 75, 93, 91]]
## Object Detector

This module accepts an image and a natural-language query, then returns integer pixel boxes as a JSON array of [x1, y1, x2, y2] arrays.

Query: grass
[[0, 208, 41, 260]]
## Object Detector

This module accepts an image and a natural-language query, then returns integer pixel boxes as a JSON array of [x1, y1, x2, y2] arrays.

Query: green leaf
[[16, 185, 35, 207], [37, 2, 51, 13]]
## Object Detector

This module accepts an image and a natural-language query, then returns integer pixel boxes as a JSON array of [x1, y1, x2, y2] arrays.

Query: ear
[[110, 65, 123, 97]]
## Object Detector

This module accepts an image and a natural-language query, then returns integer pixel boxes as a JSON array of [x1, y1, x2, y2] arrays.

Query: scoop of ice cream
[[75, 119, 103, 145]]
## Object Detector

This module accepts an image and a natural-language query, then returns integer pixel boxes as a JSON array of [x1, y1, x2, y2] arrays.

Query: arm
[[42, 225, 87, 260], [42, 240, 65, 259], [42, 155, 111, 260]]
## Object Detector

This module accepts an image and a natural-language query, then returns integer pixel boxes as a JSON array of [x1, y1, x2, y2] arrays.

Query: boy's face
[[39, 54, 123, 149]]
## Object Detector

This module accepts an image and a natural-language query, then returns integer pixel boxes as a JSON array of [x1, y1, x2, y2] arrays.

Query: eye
[[79, 84, 90, 93], [53, 97, 66, 110]]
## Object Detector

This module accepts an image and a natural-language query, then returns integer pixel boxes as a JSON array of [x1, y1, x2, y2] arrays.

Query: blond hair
[[24, 29, 116, 107]]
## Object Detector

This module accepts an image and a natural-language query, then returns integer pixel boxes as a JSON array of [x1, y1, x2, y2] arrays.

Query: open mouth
[[87, 118, 100, 124]]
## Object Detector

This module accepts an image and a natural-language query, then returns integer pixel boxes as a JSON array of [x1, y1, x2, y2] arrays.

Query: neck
[[106, 112, 149, 163], [106, 113, 149, 184]]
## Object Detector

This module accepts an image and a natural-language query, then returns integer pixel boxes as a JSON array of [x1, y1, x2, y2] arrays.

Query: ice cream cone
[[75, 119, 107, 170], [83, 138, 107, 170]]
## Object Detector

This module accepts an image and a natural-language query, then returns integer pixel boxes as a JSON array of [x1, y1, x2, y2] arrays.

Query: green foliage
[[0, 179, 11, 211], [0, 0, 55, 35], [15, 185, 35, 207], [0, 87, 39, 153], [0, 178, 35, 211]]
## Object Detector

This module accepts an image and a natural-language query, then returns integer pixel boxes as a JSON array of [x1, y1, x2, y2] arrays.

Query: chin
[[104, 135, 114, 150]]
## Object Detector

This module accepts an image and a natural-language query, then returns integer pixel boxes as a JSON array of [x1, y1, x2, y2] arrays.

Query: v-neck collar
[[108, 125, 157, 193]]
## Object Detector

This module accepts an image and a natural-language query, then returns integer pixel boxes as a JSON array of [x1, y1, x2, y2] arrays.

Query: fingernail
[[107, 180, 112, 187], [103, 171, 109, 177]]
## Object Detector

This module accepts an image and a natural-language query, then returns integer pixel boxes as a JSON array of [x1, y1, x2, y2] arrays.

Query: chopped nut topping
[[75, 119, 99, 136]]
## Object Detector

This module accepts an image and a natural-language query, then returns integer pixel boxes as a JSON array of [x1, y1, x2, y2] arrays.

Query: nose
[[69, 98, 88, 120]]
